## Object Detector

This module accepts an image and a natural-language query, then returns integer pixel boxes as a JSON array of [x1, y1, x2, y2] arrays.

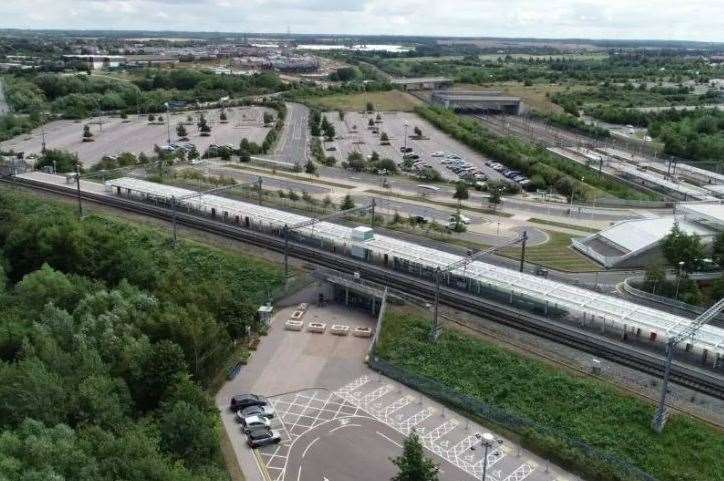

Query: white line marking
[[302, 436, 320, 459], [376, 431, 402, 448], [329, 423, 361, 433]]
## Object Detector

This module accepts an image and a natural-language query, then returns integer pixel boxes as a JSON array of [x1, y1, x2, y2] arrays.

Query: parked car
[[446, 154, 462, 160], [247, 427, 281, 448], [403, 153, 420, 161], [230, 394, 267, 412], [432, 151, 445, 157], [241, 415, 272, 433], [400, 146, 413, 153], [325, 146, 337, 151], [237, 404, 275, 422]]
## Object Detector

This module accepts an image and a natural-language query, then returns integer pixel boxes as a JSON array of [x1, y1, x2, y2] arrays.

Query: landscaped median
[[373, 311, 723, 481]]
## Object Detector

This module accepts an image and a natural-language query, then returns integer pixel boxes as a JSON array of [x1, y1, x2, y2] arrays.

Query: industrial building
[[62, 54, 126, 70], [104, 177, 724, 366], [391, 77, 453, 91], [573, 203, 724, 268], [430, 90, 521, 114]]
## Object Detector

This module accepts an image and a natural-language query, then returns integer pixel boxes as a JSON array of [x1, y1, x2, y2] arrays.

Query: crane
[[651, 297, 724, 432], [282, 199, 376, 279], [430, 231, 527, 340]]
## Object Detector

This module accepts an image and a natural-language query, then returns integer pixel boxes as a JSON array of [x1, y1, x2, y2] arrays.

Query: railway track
[[4, 175, 724, 400]]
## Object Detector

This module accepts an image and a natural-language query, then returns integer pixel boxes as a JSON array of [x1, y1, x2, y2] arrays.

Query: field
[[375, 311, 724, 481], [300, 90, 423, 112], [0, 106, 272, 167]]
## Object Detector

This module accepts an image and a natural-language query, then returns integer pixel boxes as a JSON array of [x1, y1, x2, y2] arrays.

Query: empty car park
[[0, 106, 272, 167]]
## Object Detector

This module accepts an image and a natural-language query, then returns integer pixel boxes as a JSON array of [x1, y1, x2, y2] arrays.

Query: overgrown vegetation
[[0, 191, 284, 481], [376, 311, 724, 481]]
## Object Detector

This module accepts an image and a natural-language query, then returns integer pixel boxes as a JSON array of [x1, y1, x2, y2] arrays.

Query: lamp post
[[403, 121, 409, 152], [674, 261, 685, 300], [480, 432, 495, 481]]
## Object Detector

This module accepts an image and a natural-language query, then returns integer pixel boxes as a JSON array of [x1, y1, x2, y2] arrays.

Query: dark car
[[247, 427, 281, 448], [230, 394, 267, 412]]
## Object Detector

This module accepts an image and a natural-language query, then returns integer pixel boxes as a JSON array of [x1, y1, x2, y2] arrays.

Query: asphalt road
[[274, 102, 310, 164]]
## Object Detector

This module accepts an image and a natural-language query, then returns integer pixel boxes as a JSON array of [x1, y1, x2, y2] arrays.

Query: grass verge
[[375, 311, 724, 481], [224, 163, 355, 189], [501, 230, 602, 272], [299, 90, 423, 112], [527, 217, 600, 233], [365, 189, 514, 217]]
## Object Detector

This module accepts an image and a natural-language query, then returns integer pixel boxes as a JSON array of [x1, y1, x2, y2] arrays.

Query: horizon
[[1, 0, 722, 43]]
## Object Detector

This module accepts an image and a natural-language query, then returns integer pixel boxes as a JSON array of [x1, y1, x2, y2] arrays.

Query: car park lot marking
[[253, 377, 551, 481]]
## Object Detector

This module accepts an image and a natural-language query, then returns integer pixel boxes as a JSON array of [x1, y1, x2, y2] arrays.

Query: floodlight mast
[[652, 297, 724, 432], [282, 199, 376, 279], [430, 231, 527, 341]]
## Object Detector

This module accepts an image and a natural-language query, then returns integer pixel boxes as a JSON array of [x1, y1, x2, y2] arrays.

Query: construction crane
[[282, 199, 376, 279], [430, 231, 527, 340], [651, 297, 724, 432]]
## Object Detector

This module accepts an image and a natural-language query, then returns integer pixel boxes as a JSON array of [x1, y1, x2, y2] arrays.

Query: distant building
[[391, 77, 453, 91], [431, 90, 521, 115], [124, 55, 180, 67], [62, 54, 126, 70]]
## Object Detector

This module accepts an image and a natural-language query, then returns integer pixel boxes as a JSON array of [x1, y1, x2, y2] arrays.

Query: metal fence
[[367, 356, 659, 481]]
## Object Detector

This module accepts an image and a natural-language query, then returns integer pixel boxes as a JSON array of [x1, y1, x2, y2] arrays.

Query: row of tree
[[0, 191, 284, 480]]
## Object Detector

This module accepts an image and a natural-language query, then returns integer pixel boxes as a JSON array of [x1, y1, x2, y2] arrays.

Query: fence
[[367, 356, 659, 481]]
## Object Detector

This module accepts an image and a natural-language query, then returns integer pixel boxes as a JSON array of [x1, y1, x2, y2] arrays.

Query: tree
[[414, 126, 422, 137], [219, 110, 227, 122], [391, 430, 439, 481], [380, 132, 389, 143], [148, 113, 156, 122], [159, 401, 219, 467], [263, 112, 274, 125], [661, 222, 706, 272], [304, 160, 317, 175], [366, 101, 374, 113], [489, 188, 502, 210], [82, 124, 93, 140], [346, 151, 366, 172], [239, 149, 251, 162], [340, 194, 355, 210], [713, 232, 724, 268], [323, 122, 335, 141], [176, 124, 188, 139], [452, 181, 469, 231], [287, 190, 299, 201]]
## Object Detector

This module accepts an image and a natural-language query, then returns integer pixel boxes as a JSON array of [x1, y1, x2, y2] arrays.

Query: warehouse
[[105, 177, 724, 365]]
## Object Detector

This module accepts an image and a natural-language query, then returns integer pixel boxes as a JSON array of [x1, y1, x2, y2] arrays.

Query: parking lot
[[217, 298, 577, 481], [0, 106, 272, 167], [323, 111, 505, 183]]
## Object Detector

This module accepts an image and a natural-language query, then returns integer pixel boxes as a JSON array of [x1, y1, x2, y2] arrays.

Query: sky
[[0, 0, 722, 43]]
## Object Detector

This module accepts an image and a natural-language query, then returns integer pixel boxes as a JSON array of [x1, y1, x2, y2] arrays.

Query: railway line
[[4, 175, 724, 401]]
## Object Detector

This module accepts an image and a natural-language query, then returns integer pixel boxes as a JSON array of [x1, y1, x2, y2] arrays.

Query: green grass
[[299, 90, 423, 112], [224, 163, 355, 189], [365, 189, 514, 217], [527, 218, 600, 234], [376, 311, 724, 481], [501, 231, 602, 271]]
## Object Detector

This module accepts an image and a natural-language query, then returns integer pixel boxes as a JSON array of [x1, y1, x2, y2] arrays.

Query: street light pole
[[75, 164, 83, 218], [674, 261, 685, 300], [480, 433, 495, 481], [519, 230, 528, 273], [431, 267, 441, 341], [171, 196, 178, 248], [283, 224, 289, 279], [165, 102, 172, 145], [403, 122, 409, 152]]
